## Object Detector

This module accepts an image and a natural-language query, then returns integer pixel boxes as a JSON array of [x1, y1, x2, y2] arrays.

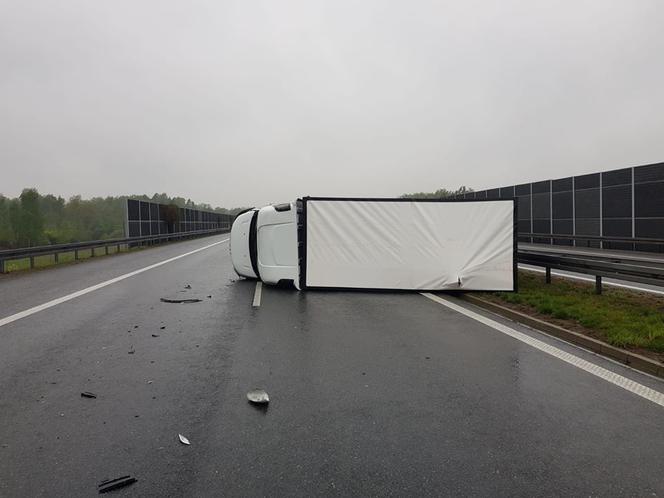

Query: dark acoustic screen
[[455, 161, 664, 252], [125, 199, 232, 238]]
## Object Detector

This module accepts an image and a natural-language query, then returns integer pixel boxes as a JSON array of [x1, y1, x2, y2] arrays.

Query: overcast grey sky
[[1, 0, 663, 207]]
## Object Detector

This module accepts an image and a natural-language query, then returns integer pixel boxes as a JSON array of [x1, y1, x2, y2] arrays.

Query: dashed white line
[[0, 238, 229, 328], [252, 281, 263, 307], [421, 292, 664, 408]]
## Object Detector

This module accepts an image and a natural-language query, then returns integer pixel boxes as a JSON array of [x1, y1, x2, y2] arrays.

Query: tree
[[14, 189, 46, 247], [0, 195, 14, 248], [400, 186, 474, 199]]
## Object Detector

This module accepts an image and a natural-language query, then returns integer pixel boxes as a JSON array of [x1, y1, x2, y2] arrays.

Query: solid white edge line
[[519, 265, 664, 296], [421, 292, 664, 408], [252, 281, 262, 307], [0, 238, 229, 328]]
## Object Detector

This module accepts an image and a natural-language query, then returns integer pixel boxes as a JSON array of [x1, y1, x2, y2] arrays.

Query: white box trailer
[[230, 197, 517, 292]]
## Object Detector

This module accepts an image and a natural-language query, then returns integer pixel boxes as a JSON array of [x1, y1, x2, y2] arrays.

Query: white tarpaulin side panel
[[304, 199, 515, 291]]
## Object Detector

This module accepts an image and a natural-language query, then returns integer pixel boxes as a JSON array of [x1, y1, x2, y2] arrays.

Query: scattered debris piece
[[147, 380, 153, 384], [178, 434, 190, 445], [128, 349, 135, 355], [81, 392, 97, 399], [184, 284, 192, 289], [160, 326, 166, 330], [425, 356, 431, 360], [160, 298, 202, 304], [207, 295, 212, 299], [133, 325, 139, 329], [151, 334, 160, 338], [247, 389, 269, 405], [98, 475, 137, 493]]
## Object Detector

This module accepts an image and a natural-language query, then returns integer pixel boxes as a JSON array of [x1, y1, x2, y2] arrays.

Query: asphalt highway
[[1, 234, 663, 497]]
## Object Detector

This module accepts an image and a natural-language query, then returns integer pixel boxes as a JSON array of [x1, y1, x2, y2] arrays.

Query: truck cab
[[230, 202, 299, 287]]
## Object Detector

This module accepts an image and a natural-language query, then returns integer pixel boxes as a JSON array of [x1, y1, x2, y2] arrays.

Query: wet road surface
[[1, 234, 663, 497]]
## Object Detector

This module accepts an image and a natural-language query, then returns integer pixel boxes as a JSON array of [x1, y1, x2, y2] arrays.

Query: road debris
[[160, 326, 166, 330], [81, 392, 97, 399], [178, 434, 190, 445], [98, 475, 137, 493], [184, 284, 192, 289], [247, 389, 270, 405], [207, 295, 212, 299], [160, 298, 202, 304], [151, 334, 160, 337]]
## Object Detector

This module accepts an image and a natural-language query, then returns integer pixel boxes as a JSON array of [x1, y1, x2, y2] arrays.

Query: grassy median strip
[[484, 271, 664, 359]]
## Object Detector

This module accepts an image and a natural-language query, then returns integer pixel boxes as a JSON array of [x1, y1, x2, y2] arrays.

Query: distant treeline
[[0, 189, 247, 249], [401, 186, 473, 199]]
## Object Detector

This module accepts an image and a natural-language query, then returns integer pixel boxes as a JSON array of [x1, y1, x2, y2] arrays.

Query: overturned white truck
[[230, 197, 517, 292]]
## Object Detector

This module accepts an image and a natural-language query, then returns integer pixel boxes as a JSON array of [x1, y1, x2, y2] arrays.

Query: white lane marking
[[520, 265, 664, 296], [252, 281, 262, 307], [421, 292, 664, 408], [0, 238, 229, 328]]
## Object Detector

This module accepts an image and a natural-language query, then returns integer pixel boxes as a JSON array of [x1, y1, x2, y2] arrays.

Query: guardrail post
[[545, 267, 551, 284], [595, 276, 602, 295], [54, 252, 59, 264], [90, 247, 95, 258], [74, 249, 79, 260], [105, 245, 109, 255], [29, 256, 34, 269], [0, 259, 5, 273]]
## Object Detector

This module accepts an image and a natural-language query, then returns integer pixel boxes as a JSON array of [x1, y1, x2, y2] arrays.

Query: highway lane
[[0, 234, 230, 318], [0, 236, 663, 496]]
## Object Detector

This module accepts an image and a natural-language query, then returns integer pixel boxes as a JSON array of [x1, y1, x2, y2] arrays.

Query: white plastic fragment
[[178, 434, 190, 445], [247, 389, 269, 404]]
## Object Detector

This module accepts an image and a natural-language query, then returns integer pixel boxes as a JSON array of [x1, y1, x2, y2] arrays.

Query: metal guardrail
[[517, 234, 664, 293], [0, 228, 229, 273], [519, 232, 664, 249]]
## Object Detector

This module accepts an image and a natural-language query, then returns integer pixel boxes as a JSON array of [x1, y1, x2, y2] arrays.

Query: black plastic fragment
[[81, 392, 97, 399], [98, 475, 137, 493], [160, 326, 165, 330], [151, 334, 159, 338], [160, 298, 202, 304]]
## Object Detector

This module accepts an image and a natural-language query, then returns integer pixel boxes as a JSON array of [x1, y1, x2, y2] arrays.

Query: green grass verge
[[3, 246, 126, 273], [489, 271, 664, 354]]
